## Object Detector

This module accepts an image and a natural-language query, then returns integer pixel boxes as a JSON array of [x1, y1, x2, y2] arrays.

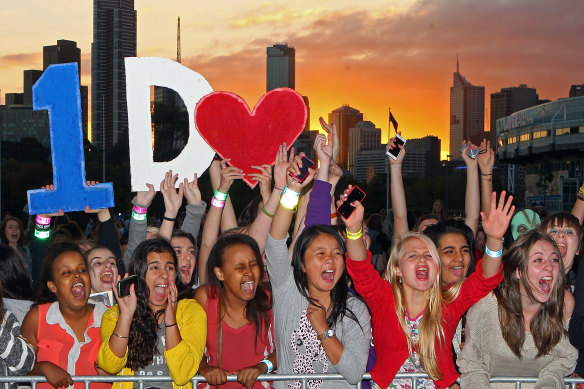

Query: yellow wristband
[[346, 228, 363, 240]]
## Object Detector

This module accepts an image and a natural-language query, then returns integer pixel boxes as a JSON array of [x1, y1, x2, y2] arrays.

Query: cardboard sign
[[125, 57, 215, 191], [194, 88, 307, 188], [27, 63, 114, 215]]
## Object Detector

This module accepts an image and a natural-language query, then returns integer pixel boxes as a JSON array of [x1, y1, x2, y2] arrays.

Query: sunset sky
[[1, 0, 583, 159]]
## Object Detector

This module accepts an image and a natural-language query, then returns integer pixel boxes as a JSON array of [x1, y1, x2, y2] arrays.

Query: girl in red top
[[343, 189, 514, 389], [21, 241, 109, 389], [195, 233, 275, 389]]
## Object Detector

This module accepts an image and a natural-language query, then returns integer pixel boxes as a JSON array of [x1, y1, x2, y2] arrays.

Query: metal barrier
[[2, 373, 584, 389]]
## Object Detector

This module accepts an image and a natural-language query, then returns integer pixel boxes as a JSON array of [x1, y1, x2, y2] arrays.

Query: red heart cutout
[[195, 88, 307, 188]]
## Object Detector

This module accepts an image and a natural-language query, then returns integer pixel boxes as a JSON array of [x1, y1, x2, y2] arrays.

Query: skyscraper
[[348, 121, 381, 175], [92, 0, 136, 149], [328, 105, 364, 170], [490, 85, 538, 135], [449, 61, 484, 158], [43, 40, 89, 140], [266, 44, 295, 92]]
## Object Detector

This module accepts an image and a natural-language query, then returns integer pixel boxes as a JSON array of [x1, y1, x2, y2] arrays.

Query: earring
[[397, 276, 402, 285]]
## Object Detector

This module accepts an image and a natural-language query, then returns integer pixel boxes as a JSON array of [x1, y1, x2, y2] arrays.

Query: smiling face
[[47, 251, 91, 310], [396, 237, 439, 293], [545, 223, 580, 273], [87, 248, 118, 293], [145, 251, 177, 310], [302, 233, 345, 298], [214, 243, 261, 302], [171, 236, 196, 285], [519, 240, 561, 304], [4, 219, 20, 245], [437, 232, 471, 286]]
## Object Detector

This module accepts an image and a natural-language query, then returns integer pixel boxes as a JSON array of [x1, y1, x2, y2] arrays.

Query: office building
[[266, 44, 295, 92], [402, 136, 441, 177], [450, 61, 484, 158], [5, 93, 24, 106], [353, 147, 387, 182], [0, 105, 50, 147], [490, 85, 538, 143], [23, 70, 43, 106], [328, 105, 364, 170], [92, 0, 137, 149], [348, 121, 381, 175]]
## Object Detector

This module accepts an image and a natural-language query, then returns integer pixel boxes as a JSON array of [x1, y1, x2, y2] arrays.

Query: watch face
[[324, 329, 334, 338]]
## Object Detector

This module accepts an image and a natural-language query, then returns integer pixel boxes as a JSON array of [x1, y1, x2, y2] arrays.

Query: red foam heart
[[194, 88, 307, 188]]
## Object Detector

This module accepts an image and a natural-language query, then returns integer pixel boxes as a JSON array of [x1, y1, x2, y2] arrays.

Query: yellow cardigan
[[98, 298, 207, 389]]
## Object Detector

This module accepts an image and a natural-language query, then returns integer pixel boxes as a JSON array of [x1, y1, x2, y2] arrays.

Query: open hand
[[183, 173, 202, 205], [160, 170, 184, 217], [481, 191, 515, 240]]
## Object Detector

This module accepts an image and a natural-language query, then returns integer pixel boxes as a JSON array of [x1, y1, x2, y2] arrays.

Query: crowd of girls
[[2, 120, 584, 389]]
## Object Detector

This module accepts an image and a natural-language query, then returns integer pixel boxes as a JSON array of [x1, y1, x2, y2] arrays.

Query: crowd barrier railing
[[2, 373, 584, 389]]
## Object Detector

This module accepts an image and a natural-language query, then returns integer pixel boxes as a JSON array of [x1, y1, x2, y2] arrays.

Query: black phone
[[117, 275, 138, 297], [386, 134, 406, 160], [337, 186, 367, 219], [289, 155, 316, 183]]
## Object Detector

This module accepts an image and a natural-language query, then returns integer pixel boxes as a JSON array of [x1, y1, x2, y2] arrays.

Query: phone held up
[[117, 275, 138, 298], [337, 186, 367, 219], [289, 155, 316, 184], [387, 134, 406, 160]]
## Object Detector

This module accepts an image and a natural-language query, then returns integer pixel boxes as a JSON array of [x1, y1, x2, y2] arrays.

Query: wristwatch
[[317, 328, 335, 340]]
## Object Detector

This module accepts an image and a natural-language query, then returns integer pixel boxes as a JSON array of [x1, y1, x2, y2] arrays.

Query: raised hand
[[286, 152, 316, 192], [319, 117, 339, 162], [160, 170, 184, 218], [460, 139, 478, 168], [249, 164, 273, 203], [111, 274, 137, 318], [218, 159, 244, 193], [387, 134, 406, 165], [337, 185, 365, 231], [183, 173, 202, 205], [136, 183, 156, 207], [477, 138, 494, 174], [481, 191, 515, 240], [274, 143, 293, 190]]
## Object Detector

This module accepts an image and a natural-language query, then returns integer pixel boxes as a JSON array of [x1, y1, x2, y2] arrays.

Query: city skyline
[[1, 0, 583, 158]]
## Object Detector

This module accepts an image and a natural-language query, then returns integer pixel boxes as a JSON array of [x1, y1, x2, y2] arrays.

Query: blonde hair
[[382, 232, 446, 380]]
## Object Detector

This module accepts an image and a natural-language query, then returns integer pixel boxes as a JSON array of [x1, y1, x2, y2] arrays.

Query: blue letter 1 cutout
[[27, 63, 114, 214]]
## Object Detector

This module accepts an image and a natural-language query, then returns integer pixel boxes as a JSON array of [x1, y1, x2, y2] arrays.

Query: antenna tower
[[177, 17, 181, 63]]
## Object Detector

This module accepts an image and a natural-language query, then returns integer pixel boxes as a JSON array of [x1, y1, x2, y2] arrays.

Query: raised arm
[[572, 181, 584, 224], [198, 160, 244, 285], [122, 183, 156, 269], [480, 191, 515, 278], [461, 140, 480, 235], [209, 158, 238, 232], [338, 185, 368, 262], [388, 135, 408, 240], [159, 170, 184, 241], [179, 173, 206, 241], [477, 139, 495, 218]]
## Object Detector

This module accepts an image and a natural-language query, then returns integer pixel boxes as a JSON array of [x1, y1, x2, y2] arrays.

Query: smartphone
[[117, 275, 138, 297], [386, 134, 406, 160], [337, 186, 366, 219], [289, 155, 316, 183]]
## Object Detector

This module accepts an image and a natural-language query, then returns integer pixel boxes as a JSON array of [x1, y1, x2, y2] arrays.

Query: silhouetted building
[[570, 84, 584, 98], [92, 0, 137, 149], [266, 44, 295, 92], [450, 61, 484, 158], [490, 84, 538, 144], [354, 148, 386, 182], [0, 105, 50, 147], [348, 121, 381, 175], [4, 93, 24, 106], [403, 135, 441, 177], [328, 105, 363, 170], [23, 70, 43, 106], [43, 40, 81, 71]]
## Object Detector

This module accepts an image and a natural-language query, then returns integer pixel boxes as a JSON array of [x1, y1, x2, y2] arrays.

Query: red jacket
[[347, 252, 502, 389]]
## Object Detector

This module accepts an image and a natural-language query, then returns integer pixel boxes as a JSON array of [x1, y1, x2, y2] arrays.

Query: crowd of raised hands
[[2, 120, 584, 389]]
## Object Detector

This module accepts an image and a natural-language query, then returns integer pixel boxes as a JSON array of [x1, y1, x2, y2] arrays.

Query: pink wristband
[[132, 205, 147, 214], [36, 215, 51, 225], [211, 197, 226, 208]]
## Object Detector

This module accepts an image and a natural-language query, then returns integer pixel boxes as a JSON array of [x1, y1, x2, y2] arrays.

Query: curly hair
[[206, 233, 272, 345], [125, 238, 185, 371], [291, 225, 361, 330], [37, 241, 86, 304]]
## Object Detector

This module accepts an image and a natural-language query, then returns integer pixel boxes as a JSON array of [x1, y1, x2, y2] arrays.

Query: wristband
[[214, 189, 228, 201], [390, 164, 402, 168], [112, 332, 128, 339], [262, 207, 274, 217], [346, 228, 363, 240], [132, 205, 147, 214], [163, 215, 176, 222], [165, 323, 177, 328], [211, 197, 226, 208], [259, 359, 273, 374], [36, 215, 51, 225], [280, 186, 300, 211], [330, 212, 338, 219], [131, 210, 147, 221], [485, 245, 503, 258], [578, 186, 584, 201], [273, 185, 284, 191], [34, 229, 50, 239]]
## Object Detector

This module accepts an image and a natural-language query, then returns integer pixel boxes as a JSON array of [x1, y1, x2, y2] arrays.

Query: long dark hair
[[171, 230, 198, 288], [126, 238, 185, 371], [423, 219, 477, 276], [0, 216, 25, 247], [494, 230, 566, 358], [206, 234, 271, 343], [291, 225, 360, 329], [0, 245, 34, 300], [37, 241, 86, 304]]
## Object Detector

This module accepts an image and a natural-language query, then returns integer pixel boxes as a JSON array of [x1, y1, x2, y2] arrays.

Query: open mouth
[[180, 265, 191, 277], [100, 271, 113, 284], [71, 281, 86, 299], [241, 281, 255, 293], [153, 284, 168, 298], [539, 276, 553, 294], [450, 265, 464, 279], [416, 265, 429, 281], [556, 243, 567, 258], [321, 269, 335, 282]]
